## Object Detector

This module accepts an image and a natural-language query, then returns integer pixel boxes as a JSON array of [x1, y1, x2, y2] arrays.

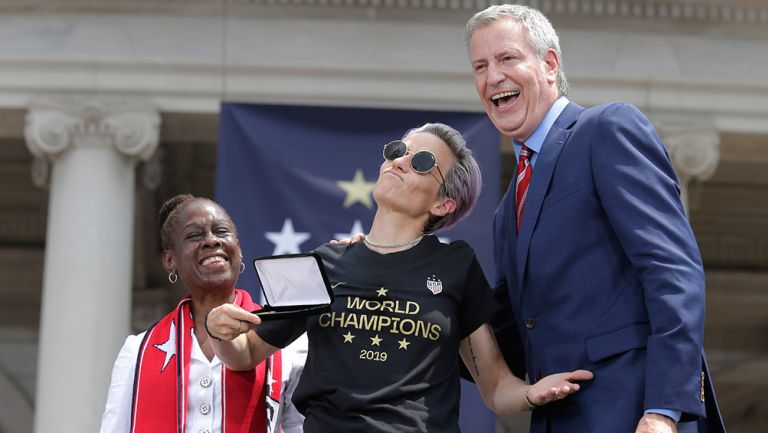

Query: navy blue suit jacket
[[492, 102, 725, 432]]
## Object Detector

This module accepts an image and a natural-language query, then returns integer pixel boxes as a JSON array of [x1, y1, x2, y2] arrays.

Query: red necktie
[[515, 145, 533, 233]]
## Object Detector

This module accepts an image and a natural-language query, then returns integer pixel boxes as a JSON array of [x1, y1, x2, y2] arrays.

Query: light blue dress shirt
[[512, 96, 569, 164]]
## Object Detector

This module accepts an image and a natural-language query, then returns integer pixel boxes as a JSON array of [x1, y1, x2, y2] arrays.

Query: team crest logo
[[426, 275, 443, 295]]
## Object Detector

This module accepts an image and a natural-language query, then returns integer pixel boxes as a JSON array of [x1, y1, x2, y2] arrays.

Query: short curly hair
[[157, 194, 236, 250]]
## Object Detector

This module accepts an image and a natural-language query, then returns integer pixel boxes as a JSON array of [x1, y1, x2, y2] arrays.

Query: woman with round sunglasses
[[206, 123, 592, 433]]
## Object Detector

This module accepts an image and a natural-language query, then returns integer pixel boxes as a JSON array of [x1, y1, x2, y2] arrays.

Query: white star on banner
[[265, 218, 311, 255], [153, 320, 176, 373], [335, 220, 366, 241], [438, 236, 450, 244]]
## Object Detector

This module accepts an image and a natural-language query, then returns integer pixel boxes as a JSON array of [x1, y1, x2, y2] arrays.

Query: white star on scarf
[[267, 371, 278, 394], [153, 320, 176, 373]]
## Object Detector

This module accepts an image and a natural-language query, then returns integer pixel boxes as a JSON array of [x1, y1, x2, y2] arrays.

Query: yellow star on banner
[[376, 287, 388, 297], [337, 169, 376, 208], [343, 332, 355, 343], [370, 334, 382, 347], [398, 338, 410, 350]]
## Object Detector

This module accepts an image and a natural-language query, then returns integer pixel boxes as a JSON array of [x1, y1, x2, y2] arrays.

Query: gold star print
[[337, 169, 376, 208], [376, 287, 388, 297], [370, 334, 382, 347], [398, 338, 410, 350], [343, 332, 355, 343]]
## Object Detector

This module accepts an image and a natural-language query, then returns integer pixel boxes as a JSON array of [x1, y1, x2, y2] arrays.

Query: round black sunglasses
[[382, 140, 445, 185]]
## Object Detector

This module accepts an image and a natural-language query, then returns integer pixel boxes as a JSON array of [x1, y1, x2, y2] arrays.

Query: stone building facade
[[0, 1, 766, 432]]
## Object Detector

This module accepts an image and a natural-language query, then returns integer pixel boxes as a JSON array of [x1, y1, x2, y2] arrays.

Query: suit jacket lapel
[[515, 102, 583, 290]]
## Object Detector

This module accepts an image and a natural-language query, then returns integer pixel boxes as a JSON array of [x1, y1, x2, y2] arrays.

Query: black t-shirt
[[257, 236, 498, 433]]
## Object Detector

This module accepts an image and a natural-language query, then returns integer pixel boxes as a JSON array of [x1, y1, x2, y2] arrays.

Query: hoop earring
[[168, 271, 178, 284], [239, 262, 245, 274]]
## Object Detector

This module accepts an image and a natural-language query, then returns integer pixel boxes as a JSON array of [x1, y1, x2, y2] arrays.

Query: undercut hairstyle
[[404, 123, 482, 234], [157, 194, 235, 250], [464, 4, 569, 96]]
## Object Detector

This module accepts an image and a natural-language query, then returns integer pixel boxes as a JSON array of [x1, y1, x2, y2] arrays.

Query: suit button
[[525, 318, 536, 329]]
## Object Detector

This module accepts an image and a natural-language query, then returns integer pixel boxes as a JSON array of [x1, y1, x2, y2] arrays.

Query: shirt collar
[[191, 328, 221, 366], [514, 96, 570, 156]]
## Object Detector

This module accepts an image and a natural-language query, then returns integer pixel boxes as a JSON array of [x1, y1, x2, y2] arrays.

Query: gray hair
[[464, 4, 568, 96], [403, 123, 482, 234]]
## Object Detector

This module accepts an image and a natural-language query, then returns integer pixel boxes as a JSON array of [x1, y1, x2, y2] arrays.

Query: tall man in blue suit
[[465, 5, 725, 433]]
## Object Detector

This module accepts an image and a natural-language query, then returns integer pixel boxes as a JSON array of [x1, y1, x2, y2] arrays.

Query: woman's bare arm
[[459, 323, 593, 415], [206, 303, 279, 370]]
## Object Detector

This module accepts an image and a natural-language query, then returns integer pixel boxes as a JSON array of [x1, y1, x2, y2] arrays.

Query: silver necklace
[[363, 234, 424, 249]]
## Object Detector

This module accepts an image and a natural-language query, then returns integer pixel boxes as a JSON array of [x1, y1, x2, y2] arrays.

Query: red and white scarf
[[130, 289, 283, 433]]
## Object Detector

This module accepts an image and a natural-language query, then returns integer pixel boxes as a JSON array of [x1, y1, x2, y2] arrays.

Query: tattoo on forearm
[[468, 337, 480, 377]]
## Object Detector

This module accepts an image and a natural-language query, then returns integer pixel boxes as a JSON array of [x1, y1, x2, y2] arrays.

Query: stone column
[[662, 127, 721, 217], [25, 98, 160, 433]]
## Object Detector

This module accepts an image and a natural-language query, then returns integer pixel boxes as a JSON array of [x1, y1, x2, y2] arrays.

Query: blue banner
[[215, 102, 500, 432]]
